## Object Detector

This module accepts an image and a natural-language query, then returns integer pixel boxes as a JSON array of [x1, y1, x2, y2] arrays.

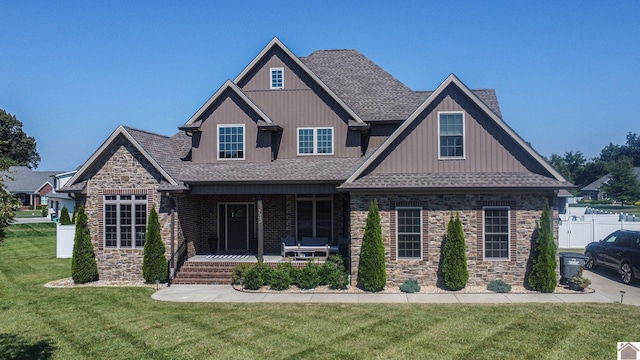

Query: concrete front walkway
[[152, 264, 640, 305], [152, 285, 616, 304]]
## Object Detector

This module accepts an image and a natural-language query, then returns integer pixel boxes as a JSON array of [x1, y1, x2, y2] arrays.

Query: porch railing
[[167, 240, 187, 287]]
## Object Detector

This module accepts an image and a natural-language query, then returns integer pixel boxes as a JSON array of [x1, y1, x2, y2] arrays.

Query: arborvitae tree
[[71, 205, 99, 284], [528, 201, 557, 293], [59, 206, 72, 225], [358, 199, 386, 291], [441, 212, 468, 290], [142, 206, 168, 283]]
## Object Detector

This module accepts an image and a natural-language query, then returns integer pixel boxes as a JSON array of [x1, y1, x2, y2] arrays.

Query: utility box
[[559, 252, 587, 284]]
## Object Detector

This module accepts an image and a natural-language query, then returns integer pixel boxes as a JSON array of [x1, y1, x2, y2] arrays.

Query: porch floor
[[188, 253, 287, 263]]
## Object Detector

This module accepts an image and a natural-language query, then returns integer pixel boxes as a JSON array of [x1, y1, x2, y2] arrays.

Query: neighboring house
[[60, 38, 573, 287], [1, 166, 60, 209], [46, 170, 78, 219], [580, 167, 640, 200]]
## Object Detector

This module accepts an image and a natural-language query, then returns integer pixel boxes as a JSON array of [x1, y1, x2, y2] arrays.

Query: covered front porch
[[174, 192, 350, 260], [166, 189, 351, 285]]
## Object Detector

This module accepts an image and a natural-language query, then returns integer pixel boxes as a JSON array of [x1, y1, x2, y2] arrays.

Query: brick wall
[[349, 192, 556, 289]]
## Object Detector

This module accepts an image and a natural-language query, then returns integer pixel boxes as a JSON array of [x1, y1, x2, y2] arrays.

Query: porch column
[[257, 195, 264, 261]]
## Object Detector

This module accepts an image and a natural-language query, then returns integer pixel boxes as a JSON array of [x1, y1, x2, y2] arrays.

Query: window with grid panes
[[484, 207, 509, 259], [104, 195, 147, 248], [397, 208, 421, 258]]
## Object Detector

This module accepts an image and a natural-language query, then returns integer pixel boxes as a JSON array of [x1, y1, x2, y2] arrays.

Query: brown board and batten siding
[[191, 90, 271, 164], [369, 84, 550, 175], [237, 45, 360, 159], [244, 91, 360, 159]]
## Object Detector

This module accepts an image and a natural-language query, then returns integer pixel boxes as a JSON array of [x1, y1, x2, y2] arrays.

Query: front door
[[219, 203, 255, 252]]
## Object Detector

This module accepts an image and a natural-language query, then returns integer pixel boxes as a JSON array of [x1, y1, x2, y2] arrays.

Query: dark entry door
[[227, 204, 248, 251]]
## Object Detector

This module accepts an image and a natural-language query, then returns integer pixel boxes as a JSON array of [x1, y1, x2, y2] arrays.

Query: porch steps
[[171, 261, 237, 285]]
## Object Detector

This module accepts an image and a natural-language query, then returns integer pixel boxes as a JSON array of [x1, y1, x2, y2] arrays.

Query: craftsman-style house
[[61, 38, 572, 287]]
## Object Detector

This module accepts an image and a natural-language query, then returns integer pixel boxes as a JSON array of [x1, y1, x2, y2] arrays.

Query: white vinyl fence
[[558, 213, 640, 249], [56, 224, 75, 258]]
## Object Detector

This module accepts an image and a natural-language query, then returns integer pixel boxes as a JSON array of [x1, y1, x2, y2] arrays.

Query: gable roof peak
[[184, 79, 276, 127], [231, 38, 365, 124], [345, 73, 568, 184], [64, 125, 178, 189]]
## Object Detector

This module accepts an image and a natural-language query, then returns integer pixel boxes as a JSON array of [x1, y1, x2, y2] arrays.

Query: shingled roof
[[301, 50, 502, 121], [2, 166, 60, 193], [123, 126, 189, 181], [339, 172, 574, 191], [180, 157, 367, 184]]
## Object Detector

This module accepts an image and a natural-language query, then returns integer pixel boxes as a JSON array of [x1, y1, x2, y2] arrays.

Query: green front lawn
[[1, 223, 639, 359], [13, 209, 47, 218], [572, 203, 640, 216], [590, 204, 640, 216]]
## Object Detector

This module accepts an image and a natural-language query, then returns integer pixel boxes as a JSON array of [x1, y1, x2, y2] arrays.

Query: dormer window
[[270, 68, 283, 89], [298, 127, 333, 155], [438, 112, 465, 159], [218, 124, 245, 160]]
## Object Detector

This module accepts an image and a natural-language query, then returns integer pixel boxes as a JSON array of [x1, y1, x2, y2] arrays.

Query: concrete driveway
[[586, 267, 640, 305]]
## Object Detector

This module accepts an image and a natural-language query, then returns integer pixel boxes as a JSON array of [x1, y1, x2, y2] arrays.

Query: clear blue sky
[[1, 1, 638, 171]]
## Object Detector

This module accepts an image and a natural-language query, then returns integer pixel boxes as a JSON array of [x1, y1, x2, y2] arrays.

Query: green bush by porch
[[358, 199, 386, 291], [71, 205, 99, 284], [142, 206, 168, 283]]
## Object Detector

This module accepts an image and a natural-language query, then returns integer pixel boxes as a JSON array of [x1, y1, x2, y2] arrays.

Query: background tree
[[0, 182, 21, 243], [358, 199, 386, 291], [573, 159, 607, 190], [601, 158, 640, 207], [0, 109, 40, 168], [0, 109, 40, 243], [142, 206, 168, 283], [528, 201, 557, 293], [441, 213, 468, 290], [59, 206, 72, 225], [71, 205, 99, 284]]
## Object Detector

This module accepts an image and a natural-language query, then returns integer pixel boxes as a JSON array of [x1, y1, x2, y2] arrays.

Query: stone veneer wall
[[349, 192, 557, 289], [81, 138, 182, 281]]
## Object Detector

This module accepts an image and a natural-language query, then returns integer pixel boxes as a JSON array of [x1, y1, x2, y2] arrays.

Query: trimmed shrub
[[400, 279, 421, 293], [242, 261, 273, 290], [296, 262, 321, 289], [142, 207, 168, 283], [318, 260, 335, 286], [276, 261, 298, 284], [41, 206, 47, 217], [327, 268, 349, 290], [441, 212, 468, 290], [71, 205, 99, 284], [59, 206, 72, 225], [528, 201, 558, 293], [242, 267, 263, 290], [232, 263, 254, 285], [269, 269, 292, 291], [358, 199, 386, 292], [487, 280, 512, 293]]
